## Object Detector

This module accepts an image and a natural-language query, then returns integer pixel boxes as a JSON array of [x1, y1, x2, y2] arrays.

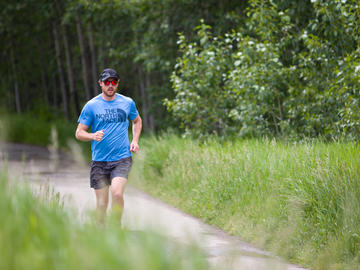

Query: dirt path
[[0, 143, 308, 270]]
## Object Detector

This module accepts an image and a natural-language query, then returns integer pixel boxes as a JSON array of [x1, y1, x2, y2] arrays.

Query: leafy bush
[[165, 22, 235, 137], [166, 0, 360, 139]]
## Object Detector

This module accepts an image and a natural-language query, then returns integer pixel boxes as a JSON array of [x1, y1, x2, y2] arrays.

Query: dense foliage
[[3, 0, 360, 139], [167, 0, 360, 139], [0, 0, 246, 132]]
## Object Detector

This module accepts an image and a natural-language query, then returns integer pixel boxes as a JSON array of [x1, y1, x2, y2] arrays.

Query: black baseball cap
[[99, 68, 119, 81]]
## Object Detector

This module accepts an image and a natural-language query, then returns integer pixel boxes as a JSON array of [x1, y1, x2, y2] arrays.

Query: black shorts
[[90, 157, 132, 189]]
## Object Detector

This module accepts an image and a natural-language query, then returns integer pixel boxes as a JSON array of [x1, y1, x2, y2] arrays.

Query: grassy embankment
[[130, 135, 360, 270]]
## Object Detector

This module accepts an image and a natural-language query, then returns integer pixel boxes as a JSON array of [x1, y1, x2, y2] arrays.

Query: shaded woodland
[[2, 0, 360, 139], [0, 0, 247, 132]]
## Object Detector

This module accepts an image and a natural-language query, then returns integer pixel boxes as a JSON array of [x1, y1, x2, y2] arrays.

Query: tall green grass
[[0, 169, 208, 270], [131, 135, 360, 270]]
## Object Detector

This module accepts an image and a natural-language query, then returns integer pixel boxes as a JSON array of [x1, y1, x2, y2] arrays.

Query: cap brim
[[101, 75, 118, 81]]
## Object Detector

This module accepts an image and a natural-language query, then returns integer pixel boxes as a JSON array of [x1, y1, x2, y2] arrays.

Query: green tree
[[167, 0, 360, 139]]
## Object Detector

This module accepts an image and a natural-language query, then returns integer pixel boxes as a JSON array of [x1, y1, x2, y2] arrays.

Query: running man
[[75, 68, 142, 223]]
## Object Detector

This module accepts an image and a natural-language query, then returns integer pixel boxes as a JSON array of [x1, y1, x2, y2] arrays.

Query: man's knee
[[97, 197, 108, 209], [112, 190, 124, 202]]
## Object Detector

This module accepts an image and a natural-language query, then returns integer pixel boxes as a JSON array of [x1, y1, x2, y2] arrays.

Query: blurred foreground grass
[[131, 135, 360, 270], [0, 168, 208, 270]]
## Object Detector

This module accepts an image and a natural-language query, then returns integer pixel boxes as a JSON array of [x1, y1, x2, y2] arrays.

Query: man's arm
[[75, 123, 104, 142], [130, 115, 142, 153]]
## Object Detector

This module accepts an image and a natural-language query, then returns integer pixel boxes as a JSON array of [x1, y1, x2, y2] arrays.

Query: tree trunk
[[9, 47, 22, 114], [62, 25, 80, 117], [99, 39, 107, 69], [137, 66, 155, 132], [88, 23, 99, 96], [55, 0, 76, 116], [36, 34, 51, 107], [76, 15, 92, 101], [53, 74, 59, 108], [145, 72, 155, 131], [40, 67, 50, 107], [53, 20, 70, 120], [5, 56, 12, 111], [137, 67, 148, 131]]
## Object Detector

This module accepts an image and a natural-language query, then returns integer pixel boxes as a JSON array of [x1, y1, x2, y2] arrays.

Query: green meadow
[[131, 135, 360, 270]]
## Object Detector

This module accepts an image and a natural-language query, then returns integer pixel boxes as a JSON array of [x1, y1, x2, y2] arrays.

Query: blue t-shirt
[[78, 93, 139, 161]]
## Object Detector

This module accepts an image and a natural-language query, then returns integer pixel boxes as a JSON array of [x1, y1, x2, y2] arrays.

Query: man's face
[[99, 77, 119, 98]]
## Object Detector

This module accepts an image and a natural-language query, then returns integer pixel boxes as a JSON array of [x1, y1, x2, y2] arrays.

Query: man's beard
[[104, 88, 116, 97]]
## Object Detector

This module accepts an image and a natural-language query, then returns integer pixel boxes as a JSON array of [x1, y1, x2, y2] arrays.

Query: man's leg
[[111, 177, 128, 216], [94, 185, 109, 224]]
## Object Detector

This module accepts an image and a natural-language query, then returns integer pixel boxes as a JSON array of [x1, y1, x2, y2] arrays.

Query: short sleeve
[[129, 100, 139, 121], [78, 103, 93, 127]]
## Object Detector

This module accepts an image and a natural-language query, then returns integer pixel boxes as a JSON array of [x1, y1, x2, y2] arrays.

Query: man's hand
[[130, 115, 142, 153], [93, 130, 104, 142], [130, 141, 139, 153]]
